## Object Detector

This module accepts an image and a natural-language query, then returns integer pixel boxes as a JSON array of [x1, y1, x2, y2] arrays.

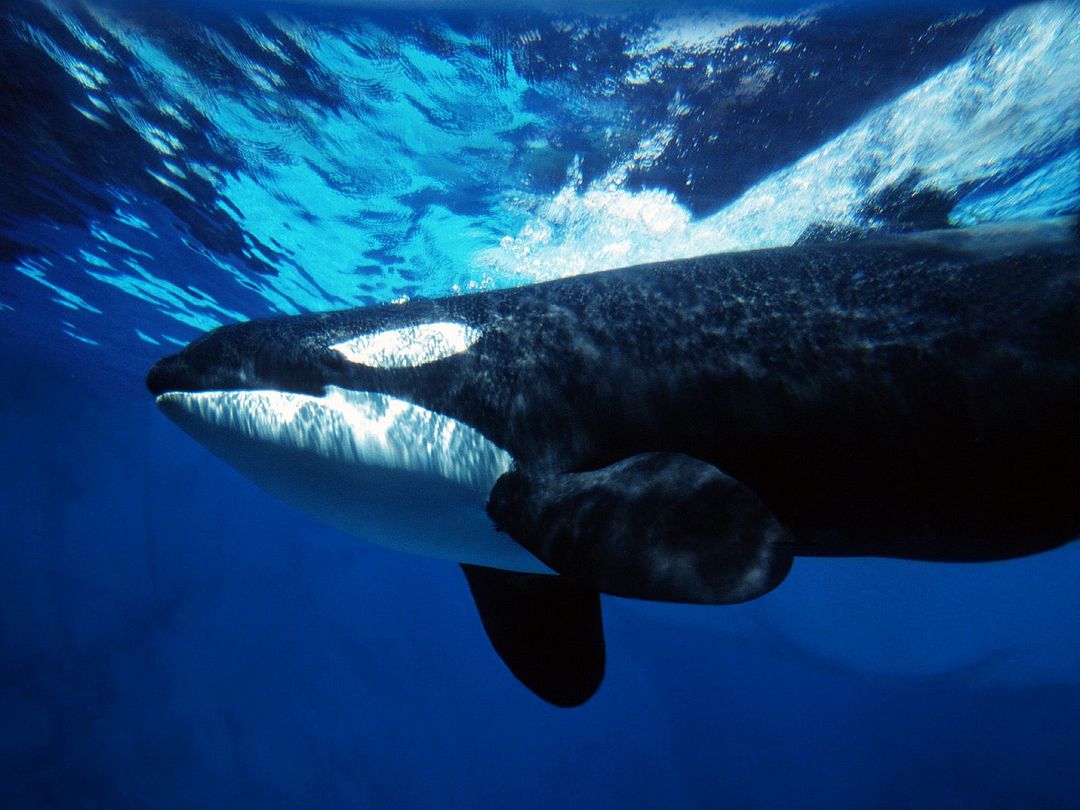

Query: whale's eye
[[329, 322, 481, 369]]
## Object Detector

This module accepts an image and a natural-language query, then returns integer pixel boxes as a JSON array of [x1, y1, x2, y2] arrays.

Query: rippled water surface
[[3, 0, 1077, 358]]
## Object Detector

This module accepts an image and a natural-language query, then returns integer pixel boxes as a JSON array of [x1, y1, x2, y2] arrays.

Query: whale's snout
[[146, 353, 187, 397], [145, 320, 273, 397]]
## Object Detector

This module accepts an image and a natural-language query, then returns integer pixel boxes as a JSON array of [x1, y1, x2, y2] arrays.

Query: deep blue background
[[3, 334, 1079, 808]]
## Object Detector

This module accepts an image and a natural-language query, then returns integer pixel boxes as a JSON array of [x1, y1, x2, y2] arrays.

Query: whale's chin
[[156, 387, 551, 574]]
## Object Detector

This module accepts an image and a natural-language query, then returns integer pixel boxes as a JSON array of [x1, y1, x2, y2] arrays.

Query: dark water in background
[[1, 1, 1079, 806]]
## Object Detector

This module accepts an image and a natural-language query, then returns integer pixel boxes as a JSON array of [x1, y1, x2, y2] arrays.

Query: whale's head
[[146, 314, 549, 573]]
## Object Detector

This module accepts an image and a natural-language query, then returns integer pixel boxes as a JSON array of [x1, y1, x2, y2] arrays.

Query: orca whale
[[147, 218, 1080, 706]]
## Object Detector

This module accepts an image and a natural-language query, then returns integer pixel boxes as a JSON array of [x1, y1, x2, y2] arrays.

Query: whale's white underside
[[157, 386, 551, 573]]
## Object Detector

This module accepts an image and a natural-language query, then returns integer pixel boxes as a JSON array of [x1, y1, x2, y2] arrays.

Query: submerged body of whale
[[147, 219, 1080, 706]]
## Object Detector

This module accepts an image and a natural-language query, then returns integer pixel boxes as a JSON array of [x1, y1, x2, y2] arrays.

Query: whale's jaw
[[156, 387, 550, 574]]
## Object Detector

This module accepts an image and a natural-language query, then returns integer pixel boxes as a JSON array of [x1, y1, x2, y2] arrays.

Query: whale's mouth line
[[155, 386, 514, 493], [154, 388, 329, 404]]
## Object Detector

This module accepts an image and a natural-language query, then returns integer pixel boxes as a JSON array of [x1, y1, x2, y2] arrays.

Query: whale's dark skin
[[148, 219, 1080, 705]]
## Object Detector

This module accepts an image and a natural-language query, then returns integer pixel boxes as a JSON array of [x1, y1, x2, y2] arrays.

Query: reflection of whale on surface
[[147, 219, 1080, 707]]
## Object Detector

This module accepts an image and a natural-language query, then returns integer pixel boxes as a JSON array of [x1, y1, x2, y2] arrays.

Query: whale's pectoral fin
[[461, 564, 604, 707], [488, 452, 793, 605]]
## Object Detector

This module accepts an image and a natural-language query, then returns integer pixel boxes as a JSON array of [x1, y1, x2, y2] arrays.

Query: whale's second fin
[[461, 564, 604, 707], [488, 452, 793, 605]]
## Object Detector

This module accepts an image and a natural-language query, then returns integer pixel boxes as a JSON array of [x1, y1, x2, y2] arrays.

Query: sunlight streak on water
[[481, 1, 1080, 280]]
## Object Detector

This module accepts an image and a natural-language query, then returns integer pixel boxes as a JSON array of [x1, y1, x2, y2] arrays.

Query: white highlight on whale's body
[[330, 322, 481, 369], [157, 386, 550, 573]]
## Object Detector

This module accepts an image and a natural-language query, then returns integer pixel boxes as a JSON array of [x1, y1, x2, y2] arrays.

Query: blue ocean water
[[2, 0, 1079, 806]]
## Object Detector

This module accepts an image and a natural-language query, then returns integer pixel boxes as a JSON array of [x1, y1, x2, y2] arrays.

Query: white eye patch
[[329, 322, 481, 369]]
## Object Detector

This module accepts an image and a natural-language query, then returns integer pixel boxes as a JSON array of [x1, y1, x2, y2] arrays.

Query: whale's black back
[[330, 224, 1079, 562], [149, 222, 1080, 563]]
